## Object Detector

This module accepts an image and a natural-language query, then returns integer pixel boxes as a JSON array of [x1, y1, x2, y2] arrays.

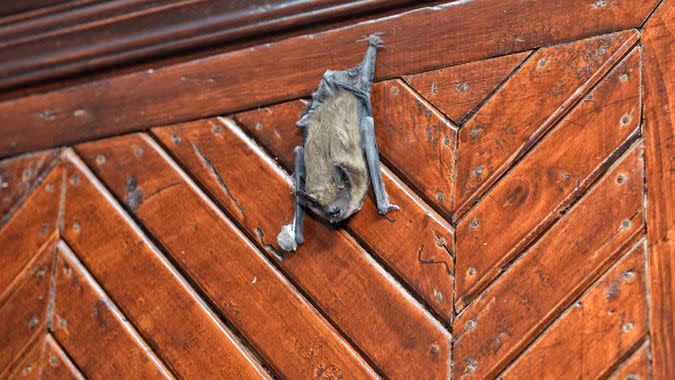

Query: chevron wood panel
[[402, 52, 530, 124], [152, 121, 452, 379], [0, 149, 58, 227], [52, 242, 172, 379], [1, 2, 672, 379], [75, 133, 378, 379]]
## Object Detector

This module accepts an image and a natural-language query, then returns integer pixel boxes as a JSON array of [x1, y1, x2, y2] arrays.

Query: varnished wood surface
[[454, 142, 645, 379], [0, 1, 673, 379], [643, 2, 675, 378], [0, 150, 58, 228], [75, 133, 378, 379], [454, 30, 639, 218], [153, 119, 452, 379], [501, 241, 648, 379], [403, 52, 530, 124], [61, 155, 270, 379], [0, 0, 659, 158], [455, 46, 642, 309]]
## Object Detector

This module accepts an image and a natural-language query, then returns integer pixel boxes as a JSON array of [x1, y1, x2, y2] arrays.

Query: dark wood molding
[[0, 0, 660, 158], [0, 0, 430, 91]]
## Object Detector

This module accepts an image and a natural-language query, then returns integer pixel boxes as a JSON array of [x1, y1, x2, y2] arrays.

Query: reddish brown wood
[[3, 329, 44, 379], [60, 155, 269, 379], [0, 167, 61, 296], [372, 80, 457, 217], [0, 149, 58, 227], [643, 2, 675, 378], [236, 100, 456, 324], [75, 134, 378, 379], [607, 340, 650, 380], [0, 0, 430, 91], [454, 30, 639, 218], [153, 119, 452, 379], [453, 142, 645, 379], [501, 241, 648, 379], [0, 242, 54, 373], [455, 47, 642, 309], [403, 52, 530, 123], [0, 0, 659, 158], [51, 242, 172, 379], [40, 335, 84, 380]]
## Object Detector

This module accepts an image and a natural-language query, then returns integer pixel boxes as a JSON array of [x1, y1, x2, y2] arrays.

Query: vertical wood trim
[[643, 2, 675, 378]]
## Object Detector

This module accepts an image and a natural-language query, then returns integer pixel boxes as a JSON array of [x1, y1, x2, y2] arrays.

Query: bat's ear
[[331, 164, 352, 190], [296, 190, 322, 207]]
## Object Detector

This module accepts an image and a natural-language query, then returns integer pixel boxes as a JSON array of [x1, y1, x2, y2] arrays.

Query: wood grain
[[60, 154, 269, 379], [454, 30, 639, 218], [501, 241, 648, 379], [0, 166, 61, 296], [0, 242, 54, 373], [372, 80, 457, 217], [40, 335, 84, 380], [607, 340, 650, 380], [52, 241, 173, 379], [235, 102, 456, 324], [75, 134, 378, 379], [455, 47, 642, 309], [643, 2, 675, 378], [0, 0, 658, 158], [153, 119, 452, 379], [452, 142, 645, 379], [0, 0, 428, 91], [403, 52, 530, 123], [2, 329, 44, 379], [0, 149, 58, 227]]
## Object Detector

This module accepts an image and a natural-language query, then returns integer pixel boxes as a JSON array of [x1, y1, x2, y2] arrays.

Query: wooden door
[[0, 1, 672, 379]]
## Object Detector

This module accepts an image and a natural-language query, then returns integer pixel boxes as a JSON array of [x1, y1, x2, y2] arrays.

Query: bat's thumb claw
[[368, 34, 383, 48], [277, 224, 297, 252]]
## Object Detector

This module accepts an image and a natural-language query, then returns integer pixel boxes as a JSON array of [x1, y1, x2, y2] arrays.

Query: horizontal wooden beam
[[0, 0, 659, 158], [0, 0, 424, 91]]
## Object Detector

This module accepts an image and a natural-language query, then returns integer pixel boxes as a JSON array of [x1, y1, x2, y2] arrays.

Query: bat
[[277, 34, 398, 252]]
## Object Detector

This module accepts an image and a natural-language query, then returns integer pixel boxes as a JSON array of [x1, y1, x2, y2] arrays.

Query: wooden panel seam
[[61, 148, 272, 378]]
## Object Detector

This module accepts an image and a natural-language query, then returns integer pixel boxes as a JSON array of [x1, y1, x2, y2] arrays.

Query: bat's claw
[[368, 34, 384, 48], [378, 203, 399, 215], [277, 224, 298, 252]]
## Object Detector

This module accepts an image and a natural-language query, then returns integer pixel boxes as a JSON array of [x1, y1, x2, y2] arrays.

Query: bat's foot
[[378, 203, 399, 216], [277, 224, 298, 252], [368, 34, 384, 48]]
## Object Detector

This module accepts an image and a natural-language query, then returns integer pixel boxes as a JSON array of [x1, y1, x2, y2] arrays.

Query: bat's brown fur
[[304, 90, 368, 222]]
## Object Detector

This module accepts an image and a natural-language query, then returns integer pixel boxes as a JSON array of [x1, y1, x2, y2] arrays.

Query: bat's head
[[297, 163, 363, 223]]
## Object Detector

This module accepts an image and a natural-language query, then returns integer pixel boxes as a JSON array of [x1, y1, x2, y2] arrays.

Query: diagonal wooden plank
[[40, 335, 84, 380], [236, 102, 456, 324], [75, 134, 378, 379], [0, 166, 62, 296], [452, 141, 645, 379], [371, 79, 457, 216], [501, 240, 648, 379], [0, 149, 59, 227], [2, 327, 44, 379], [152, 118, 452, 379], [60, 152, 270, 379], [643, 2, 675, 378], [0, 0, 659, 158], [51, 241, 173, 379], [454, 30, 639, 218], [607, 340, 650, 380], [0, 240, 54, 373], [455, 46, 642, 309], [402, 52, 530, 123]]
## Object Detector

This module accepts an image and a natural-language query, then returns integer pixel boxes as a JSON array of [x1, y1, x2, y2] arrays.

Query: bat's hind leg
[[277, 146, 307, 252]]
